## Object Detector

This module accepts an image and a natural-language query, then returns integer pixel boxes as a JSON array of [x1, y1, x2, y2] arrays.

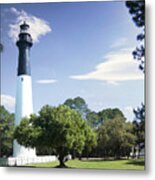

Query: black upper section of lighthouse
[[16, 22, 33, 76]]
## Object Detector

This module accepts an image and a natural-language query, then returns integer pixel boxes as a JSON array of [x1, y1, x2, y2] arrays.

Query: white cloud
[[0, 94, 15, 112], [10, 7, 21, 16], [123, 106, 134, 122], [70, 48, 144, 84], [125, 106, 134, 113], [8, 7, 51, 43], [36, 79, 57, 84], [110, 37, 128, 48]]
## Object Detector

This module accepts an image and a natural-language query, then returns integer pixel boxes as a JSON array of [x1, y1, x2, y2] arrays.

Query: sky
[[0, 1, 144, 121]]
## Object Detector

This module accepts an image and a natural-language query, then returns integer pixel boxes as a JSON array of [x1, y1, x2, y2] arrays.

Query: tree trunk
[[58, 155, 67, 168]]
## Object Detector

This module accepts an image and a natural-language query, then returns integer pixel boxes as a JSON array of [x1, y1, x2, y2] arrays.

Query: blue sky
[[0, 1, 144, 121]]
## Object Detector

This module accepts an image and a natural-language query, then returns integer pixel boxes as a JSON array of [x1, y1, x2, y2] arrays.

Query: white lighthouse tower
[[13, 22, 36, 157]]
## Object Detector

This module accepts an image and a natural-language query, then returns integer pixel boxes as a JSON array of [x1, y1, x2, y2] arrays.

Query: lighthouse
[[13, 22, 36, 157]]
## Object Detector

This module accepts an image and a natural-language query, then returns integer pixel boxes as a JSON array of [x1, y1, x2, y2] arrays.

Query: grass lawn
[[26, 158, 145, 170]]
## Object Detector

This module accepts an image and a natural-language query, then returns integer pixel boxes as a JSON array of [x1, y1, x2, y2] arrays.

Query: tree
[[81, 124, 97, 158], [98, 108, 126, 124], [86, 111, 100, 128], [96, 124, 109, 157], [0, 106, 14, 157], [126, 0, 145, 72], [126, 1, 145, 157], [96, 117, 135, 158], [133, 103, 145, 157], [121, 122, 137, 157], [14, 105, 96, 167], [64, 97, 102, 129], [102, 117, 125, 158], [64, 97, 89, 119], [95, 108, 135, 158]]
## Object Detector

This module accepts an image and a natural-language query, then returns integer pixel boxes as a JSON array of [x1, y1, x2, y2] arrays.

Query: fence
[[0, 156, 57, 167]]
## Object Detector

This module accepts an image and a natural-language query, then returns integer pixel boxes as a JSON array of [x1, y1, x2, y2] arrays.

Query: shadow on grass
[[17, 165, 68, 169], [8, 165, 38, 168], [126, 160, 145, 166], [80, 159, 145, 166], [80, 158, 122, 162], [54, 165, 69, 168]]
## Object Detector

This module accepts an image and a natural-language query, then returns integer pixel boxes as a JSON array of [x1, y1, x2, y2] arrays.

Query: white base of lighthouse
[[13, 75, 36, 157], [13, 141, 36, 157]]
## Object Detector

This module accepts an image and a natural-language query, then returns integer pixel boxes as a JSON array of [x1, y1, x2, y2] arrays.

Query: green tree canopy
[[64, 97, 89, 119], [133, 103, 145, 154], [98, 108, 126, 124], [95, 108, 134, 158], [126, 0, 145, 71], [0, 106, 14, 157], [86, 111, 100, 128], [97, 117, 135, 158], [14, 105, 96, 167], [126, 1, 145, 157]]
